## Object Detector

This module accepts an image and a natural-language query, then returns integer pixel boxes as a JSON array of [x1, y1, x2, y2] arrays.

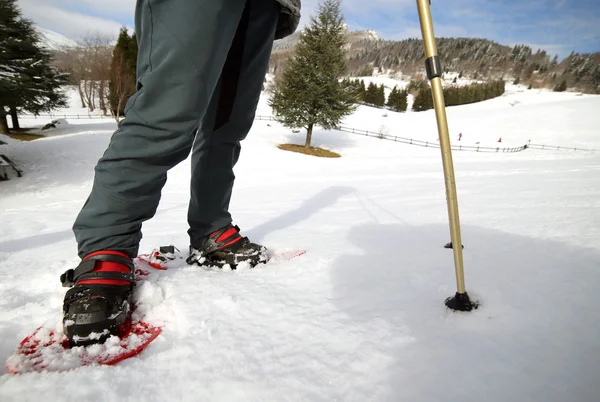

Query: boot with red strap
[[60, 251, 136, 346], [186, 224, 267, 268]]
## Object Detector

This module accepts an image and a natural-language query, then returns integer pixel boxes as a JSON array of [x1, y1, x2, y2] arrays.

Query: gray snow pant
[[73, 0, 280, 258]]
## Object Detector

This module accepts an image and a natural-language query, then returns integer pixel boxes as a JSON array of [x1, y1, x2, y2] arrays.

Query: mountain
[[270, 30, 600, 94], [35, 27, 78, 51]]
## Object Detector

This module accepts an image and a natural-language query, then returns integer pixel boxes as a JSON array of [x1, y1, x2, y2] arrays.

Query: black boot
[[186, 224, 267, 268], [60, 251, 136, 347]]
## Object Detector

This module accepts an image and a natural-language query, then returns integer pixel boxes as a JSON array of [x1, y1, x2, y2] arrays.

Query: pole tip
[[445, 292, 479, 312]]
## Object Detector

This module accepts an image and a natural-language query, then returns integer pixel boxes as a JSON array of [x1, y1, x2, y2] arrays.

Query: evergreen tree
[[109, 27, 138, 118], [0, 0, 68, 133], [412, 87, 433, 111], [349, 79, 366, 102], [365, 82, 378, 104], [386, 86, 398, 108], [386, 86, 407, 112], [396, 90, 408, 112], [360, 80, 366, 101], [375, 84, 385, 107], [554, 79, 567, 92], [269, 0, 355, 148]]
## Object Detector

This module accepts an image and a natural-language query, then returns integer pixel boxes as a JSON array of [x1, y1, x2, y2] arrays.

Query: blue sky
[[17, 0, 600, 59]]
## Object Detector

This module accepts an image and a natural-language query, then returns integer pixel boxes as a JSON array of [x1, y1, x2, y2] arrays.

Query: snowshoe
[[138, 245, 180, 270], [186, 224, 267, 268], [60, 251, 136, 347]]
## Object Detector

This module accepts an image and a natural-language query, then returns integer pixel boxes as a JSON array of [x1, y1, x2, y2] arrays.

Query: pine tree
[[360, 80, 366, 101], [365, 82, 378, 105], [0, 0, 68, 133], [109, 27, 138, 118], [374, 84, 385, 107], [386, 86, 408, 112], [386, 86, 398, 109], [412, 87, 433, 111], [554, 79, 567, 92], [396, 90, 408, 112], [269, 0, 355, 148], [349, 79, 366, 103]]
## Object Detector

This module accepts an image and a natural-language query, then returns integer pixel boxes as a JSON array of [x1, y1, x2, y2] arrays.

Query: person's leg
[[62, 0, 251, 345], [73, 0, 249, 259], [187, 0, 280, 248]]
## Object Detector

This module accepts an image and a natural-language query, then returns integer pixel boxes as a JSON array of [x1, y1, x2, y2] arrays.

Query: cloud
[[16, 0, 600, 56], [17, 0, 133, 40]]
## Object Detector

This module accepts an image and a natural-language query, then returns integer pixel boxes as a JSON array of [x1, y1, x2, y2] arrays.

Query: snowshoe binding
[[60, 251, 136, 347], [186, 224, 267, 268], [138, 245, 180, 269]]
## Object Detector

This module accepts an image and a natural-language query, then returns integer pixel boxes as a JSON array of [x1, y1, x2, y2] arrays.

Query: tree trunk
[[78, 82, 86, 108], [91, 81, 96, 111], [84, 79, 94, 112], [305, 123, 313, 148], [0, 112, 9, 134], [9, 106, 20, 130], [99, 80, 107, 115]]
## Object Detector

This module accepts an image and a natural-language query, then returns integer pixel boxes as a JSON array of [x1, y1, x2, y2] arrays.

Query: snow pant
[[72, 0, 280, 258]]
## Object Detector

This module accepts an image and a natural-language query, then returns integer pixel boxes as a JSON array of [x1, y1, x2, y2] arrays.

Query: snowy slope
[[0, 89, 599, 401], [35, 27, 77, 51]]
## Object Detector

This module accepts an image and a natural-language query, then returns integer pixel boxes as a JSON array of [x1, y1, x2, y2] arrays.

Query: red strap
[[78, 251, 131, 286]]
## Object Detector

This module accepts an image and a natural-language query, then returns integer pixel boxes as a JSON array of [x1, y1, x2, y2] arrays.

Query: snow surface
[[1, 86, 600, 401]]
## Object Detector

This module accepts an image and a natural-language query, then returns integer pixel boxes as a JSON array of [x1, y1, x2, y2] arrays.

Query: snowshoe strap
[[201, 225, 243, 254], [60, 254, 135, 288]]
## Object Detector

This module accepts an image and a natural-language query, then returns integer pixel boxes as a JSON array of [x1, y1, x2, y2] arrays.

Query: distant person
[[59, 0, 301, 346], [458, 133, 462, 141]]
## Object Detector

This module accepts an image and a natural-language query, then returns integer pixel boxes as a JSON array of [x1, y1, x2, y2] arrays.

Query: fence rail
[[18, 113, 596, 153], [19, 113, 112, 120], [527, 143, 595, 152], [335, 124, 529, 153], [259, 115, 529, 153]]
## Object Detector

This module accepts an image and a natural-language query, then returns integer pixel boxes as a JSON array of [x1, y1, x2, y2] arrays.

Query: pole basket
[[445, 292, 479, 311]]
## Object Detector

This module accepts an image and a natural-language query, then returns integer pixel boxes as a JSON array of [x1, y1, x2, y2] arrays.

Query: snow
[[34, 27, 78, 51], [1, 86, 600, 401]]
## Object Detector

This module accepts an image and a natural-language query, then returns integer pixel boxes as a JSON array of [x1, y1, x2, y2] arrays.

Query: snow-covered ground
[[1, 87, 599, 401]]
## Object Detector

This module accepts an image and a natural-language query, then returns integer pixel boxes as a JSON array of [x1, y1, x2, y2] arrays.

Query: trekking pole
[[415, 0, 478, 311]]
